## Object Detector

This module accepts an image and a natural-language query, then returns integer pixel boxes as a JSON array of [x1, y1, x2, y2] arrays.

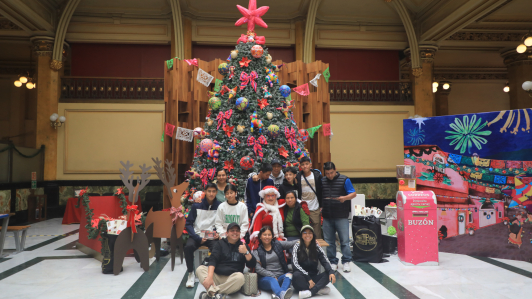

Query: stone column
[[30, 37, 66, 181], [501, 50, 532, 109], [405, 46, 438, 117], [435, 82, 451, 116]]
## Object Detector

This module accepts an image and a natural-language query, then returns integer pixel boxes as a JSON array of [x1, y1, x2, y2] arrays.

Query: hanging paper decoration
[[176, 127, 194, 142], [307, 125, 322, 138], [309, 73, 321, 88], [224, 159, 235, 172], [240, 71, 258, 91], [185, 58, 198, 67], [293, 83, 310, 96], [323, 67, 331, 83], [239, 57, 251, 67], [165, 123, 176, 137], [197, 68, 214, 87], [278, 146, 288, 158], [161, 133, 164, 142], [322, 123, 331, 136], [214, 79, 223, 92], [257, 98, 269, 109], [166, 57, 179, 70]]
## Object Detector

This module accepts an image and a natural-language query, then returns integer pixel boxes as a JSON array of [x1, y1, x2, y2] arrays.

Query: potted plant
[[438, 230, 444, 244], [466, 223, 477, 235], [503, 217, 510, 226]]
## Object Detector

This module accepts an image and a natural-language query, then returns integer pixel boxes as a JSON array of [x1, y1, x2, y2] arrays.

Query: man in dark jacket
[[296, 157, 324, 239], [245, 163, 274, 218], [321, 162, 356, 273], [197, 222, 256, 299]]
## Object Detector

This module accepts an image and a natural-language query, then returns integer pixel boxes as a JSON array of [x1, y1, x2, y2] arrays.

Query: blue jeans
[[323, 217, 352, 264], [258, 274, 292, 297]]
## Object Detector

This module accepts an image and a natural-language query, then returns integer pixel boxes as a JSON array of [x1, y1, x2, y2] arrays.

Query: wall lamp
[[50, 113, 66, 129], [523, 81, 532, 97]]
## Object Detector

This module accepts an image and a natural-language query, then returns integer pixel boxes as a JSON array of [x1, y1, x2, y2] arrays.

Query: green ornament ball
[[209, 97, 221, 110]]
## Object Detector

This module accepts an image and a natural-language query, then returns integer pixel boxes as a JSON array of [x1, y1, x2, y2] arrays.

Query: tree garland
[[114, 187, 128, 215]]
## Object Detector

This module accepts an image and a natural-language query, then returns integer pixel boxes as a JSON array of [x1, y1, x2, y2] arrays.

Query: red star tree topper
[[235, 0, 269, 32]]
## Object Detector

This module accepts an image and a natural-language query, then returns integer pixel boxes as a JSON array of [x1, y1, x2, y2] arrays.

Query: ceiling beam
[[1, 0, 55, 33], [420, 0, 512, 43], [0, 2, 36, 33]]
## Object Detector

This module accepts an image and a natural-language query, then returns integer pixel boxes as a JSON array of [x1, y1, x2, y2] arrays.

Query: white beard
[[262, 201, 284, 239]]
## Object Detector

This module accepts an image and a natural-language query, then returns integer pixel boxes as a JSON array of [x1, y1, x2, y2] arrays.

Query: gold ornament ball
[[231, 50, 238, 59], [237, 125, 245, 133], [207, 119, 214, 126], [266, 112, 273, 120], [266, 54, 272, 64]]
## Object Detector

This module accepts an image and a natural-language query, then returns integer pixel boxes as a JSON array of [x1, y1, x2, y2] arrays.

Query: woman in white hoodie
[[215, 184, 249, 239]]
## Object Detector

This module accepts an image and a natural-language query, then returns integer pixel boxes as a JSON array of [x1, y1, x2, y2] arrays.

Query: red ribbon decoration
[[216, 109, 233, 129], [284, 127, 298, 150], [126, 205, 139, 233], [184, 58, 198, 67], [236, 34, 266, 44], [240, 71, 258, 92], [208, 168, 216, 180], [169, 206, 184, 224], [247, 135, 268, 161], [199, 168, 209, 187]]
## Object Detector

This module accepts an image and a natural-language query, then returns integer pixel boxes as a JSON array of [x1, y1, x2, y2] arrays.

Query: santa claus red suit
[[248, 186, 286, 250]]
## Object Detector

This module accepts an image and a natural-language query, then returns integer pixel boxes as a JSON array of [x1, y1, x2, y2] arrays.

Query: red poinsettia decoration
[[224, 159, 235, 172], [79, 187, 89, 197], [115, 187, 124, 195], [257, 98, 269, 109], [239, 57, 251, 67], [223, 125, 234, 138], [434, 172, 444, 184], [278, 146, 289, 158]]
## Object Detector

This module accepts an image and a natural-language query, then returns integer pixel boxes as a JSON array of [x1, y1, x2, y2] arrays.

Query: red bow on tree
[[216, 109, 233, 129], [240, 71, 258, 91], [199, 168, 209, 187], [236, 34, 266, 44], [284, 127, 297, 150], [126, 205, 139, 234], [247, 135, 268, 161]]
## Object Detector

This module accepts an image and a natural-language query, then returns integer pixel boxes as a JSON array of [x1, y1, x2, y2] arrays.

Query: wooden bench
[[0, 226, 30, 254]]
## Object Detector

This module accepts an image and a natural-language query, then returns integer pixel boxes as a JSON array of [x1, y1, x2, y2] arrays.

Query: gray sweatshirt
[[252, 240, 298, 278]]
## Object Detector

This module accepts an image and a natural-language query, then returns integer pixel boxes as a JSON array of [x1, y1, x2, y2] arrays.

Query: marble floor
[[1, 218, 531, 299]]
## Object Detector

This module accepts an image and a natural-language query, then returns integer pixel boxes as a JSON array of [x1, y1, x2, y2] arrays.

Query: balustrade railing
[[329, 81, 412, 103], [61, 77, 164, 100]]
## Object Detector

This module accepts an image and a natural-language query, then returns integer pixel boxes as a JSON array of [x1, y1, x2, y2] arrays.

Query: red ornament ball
[[240, 156, 255, 170], [199, 139, 214, 153], [251, 45, 264, 58], [298, 129, 309, 142]]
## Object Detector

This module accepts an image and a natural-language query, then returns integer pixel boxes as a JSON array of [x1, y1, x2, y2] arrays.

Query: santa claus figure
[[248, 186, 286, 250]]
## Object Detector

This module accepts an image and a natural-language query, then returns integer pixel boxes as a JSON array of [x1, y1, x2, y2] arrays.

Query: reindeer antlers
[[119, 161, 152, 204], [152, 157, 176, 208]]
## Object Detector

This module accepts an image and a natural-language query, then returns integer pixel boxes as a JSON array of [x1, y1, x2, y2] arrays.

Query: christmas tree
[[181, 0, 310, 209]]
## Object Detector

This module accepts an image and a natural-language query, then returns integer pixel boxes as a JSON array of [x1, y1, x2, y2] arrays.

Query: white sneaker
[[343, 262, 351, 272], [299, 290, 312, 299], [186, 272, 195, 288], [331, 264, 338, 271], [317, 286, 330, 295]]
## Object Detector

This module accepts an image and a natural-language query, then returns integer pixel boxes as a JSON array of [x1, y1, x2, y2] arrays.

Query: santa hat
[[259, 186, 280, 199]]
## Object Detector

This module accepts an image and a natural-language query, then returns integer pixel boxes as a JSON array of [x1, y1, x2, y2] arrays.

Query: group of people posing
[[184, 157, 357, 299]]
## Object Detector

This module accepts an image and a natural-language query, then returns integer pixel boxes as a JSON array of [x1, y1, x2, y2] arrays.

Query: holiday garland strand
[[0, 144, 45, 158]]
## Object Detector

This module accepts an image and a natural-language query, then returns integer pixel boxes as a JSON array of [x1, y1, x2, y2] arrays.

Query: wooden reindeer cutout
[[145, 157, 188, 270], [113, 161, 151, 275]]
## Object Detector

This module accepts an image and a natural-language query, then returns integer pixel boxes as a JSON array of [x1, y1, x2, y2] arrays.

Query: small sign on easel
[[31, 172, 37, 189]]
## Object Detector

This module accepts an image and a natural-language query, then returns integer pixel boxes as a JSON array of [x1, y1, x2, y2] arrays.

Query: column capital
[[501, 49, 532, 68], [30, 36, 69, 71]]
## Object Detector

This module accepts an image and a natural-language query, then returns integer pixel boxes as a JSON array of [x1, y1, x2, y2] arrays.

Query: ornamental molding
[[0, 19, 23, 30], [50, 59, 63, 71], [412, 68, 423, 77], [434, 73, 508, 80], [447, 32, 522, 41]]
